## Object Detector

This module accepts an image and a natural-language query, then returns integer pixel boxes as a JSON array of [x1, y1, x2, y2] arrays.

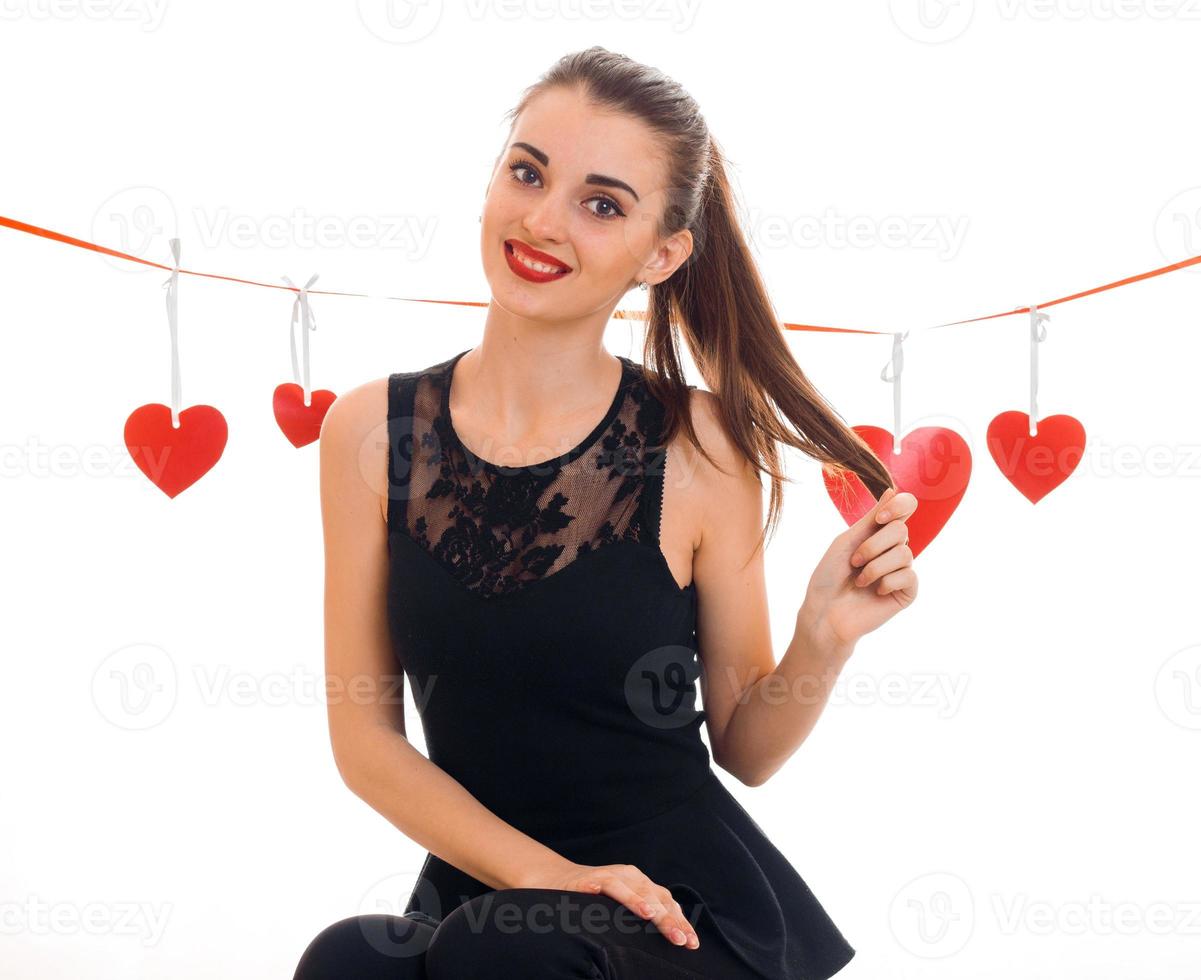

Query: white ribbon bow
[[161, 238, 183, 427], [1028, 303, 1050, 435], [879, 330, 910, 454], [282, 273, 319, 406]]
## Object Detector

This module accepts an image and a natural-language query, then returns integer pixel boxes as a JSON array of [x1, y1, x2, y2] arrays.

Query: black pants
[[293, 887, 757, 979]]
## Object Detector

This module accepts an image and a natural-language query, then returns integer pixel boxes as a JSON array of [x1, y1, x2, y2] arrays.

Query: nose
[[520, 192, 569, 244]]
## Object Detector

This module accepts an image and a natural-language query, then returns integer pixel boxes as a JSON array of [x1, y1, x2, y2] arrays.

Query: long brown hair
[[502, 46, 895, 556]]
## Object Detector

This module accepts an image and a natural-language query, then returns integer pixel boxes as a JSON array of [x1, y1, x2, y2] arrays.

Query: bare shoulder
[[671, 387, 756, 489], [317, 376, 393, 524], [319, 375, 390, 457], [664, 387, 760, 559]]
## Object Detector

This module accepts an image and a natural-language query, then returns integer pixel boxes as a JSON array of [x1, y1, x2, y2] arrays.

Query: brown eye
[[508, 161, 539, 186], [586, 197, 625, 220], [507, 158, 625, 220]]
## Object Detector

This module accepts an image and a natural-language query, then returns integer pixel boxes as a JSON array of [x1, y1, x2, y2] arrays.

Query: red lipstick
[[504, 239, 572, 283]]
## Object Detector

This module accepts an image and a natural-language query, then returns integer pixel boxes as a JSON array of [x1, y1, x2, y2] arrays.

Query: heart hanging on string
[[127, 238, 227, 497], [125, 403, 228, 498], [276, 272, 335, 448], [986, 410, 1085, 503], [273, 382, 337, 448], [823, 425, 972, 557]]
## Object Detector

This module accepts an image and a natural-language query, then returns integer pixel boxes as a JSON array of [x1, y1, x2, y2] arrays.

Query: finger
[[855, 541, 913, 588], [875, 490, 918, 524], [597, 874, 658, 924], [597, 873, 694, 947], [876, 565, 918, 598], [842, 492, 894, 555], [851, 487, 896, 534], [644, 890, 697, 949], [662, 892, 700, 949], [626, 881, 696, 949], [850, 519, 909, 568]]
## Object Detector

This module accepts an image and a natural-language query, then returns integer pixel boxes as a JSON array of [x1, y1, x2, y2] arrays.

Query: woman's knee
[[292, 913, 433, 979], [426, 888, 617, 979]]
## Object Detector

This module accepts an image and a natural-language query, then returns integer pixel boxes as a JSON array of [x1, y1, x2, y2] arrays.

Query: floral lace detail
[[389, 350, 668, 599]]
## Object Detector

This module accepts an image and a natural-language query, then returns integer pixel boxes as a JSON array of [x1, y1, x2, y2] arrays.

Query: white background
[[2, 1, 1199, 977]]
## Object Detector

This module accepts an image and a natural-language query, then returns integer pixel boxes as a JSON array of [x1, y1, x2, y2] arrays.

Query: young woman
[[294, 46, 918, 980]]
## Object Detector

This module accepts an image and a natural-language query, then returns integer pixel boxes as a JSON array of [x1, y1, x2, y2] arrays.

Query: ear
[[640, 229, 694, 286]]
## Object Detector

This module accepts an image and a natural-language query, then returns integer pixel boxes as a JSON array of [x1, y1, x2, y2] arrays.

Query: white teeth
[[512, 247, 566, 274]]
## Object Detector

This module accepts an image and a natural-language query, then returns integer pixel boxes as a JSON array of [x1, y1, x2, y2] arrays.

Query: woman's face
[[480, 86, 691, 320]]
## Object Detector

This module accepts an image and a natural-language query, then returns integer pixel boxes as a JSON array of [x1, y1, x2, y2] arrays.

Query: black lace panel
[[389, 351, 670, 599]]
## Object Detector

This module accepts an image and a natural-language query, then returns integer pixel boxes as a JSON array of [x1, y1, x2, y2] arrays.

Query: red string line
[[3, 213, 1199, 336]]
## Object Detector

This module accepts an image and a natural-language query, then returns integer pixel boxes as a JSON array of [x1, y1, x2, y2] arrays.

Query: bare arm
[[318, 378, 565, 890], [685, 389, 853, 788]]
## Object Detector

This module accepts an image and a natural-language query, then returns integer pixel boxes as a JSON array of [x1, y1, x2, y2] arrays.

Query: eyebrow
[[509, 141, 640, 202]]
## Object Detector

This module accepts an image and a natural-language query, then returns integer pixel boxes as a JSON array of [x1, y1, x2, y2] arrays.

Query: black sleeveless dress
[[384, 349, 856, 980]]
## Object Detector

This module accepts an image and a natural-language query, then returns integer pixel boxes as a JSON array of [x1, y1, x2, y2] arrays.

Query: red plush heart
[[823, 425, 972, 557], [273, 382, 337, 448], [124, 403, 228, 498], [986, 410, 1085, 503]]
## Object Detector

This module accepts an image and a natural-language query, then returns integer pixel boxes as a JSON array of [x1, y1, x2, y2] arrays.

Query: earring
[[638, 280, 648, 291]]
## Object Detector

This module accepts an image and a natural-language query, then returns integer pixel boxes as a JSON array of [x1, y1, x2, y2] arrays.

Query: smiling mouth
[[505, 241, 571, 274]]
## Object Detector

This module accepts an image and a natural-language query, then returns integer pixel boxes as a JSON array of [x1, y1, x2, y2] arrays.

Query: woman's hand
[[800, 487, 920, 654], [519, 860, 701, 951]]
